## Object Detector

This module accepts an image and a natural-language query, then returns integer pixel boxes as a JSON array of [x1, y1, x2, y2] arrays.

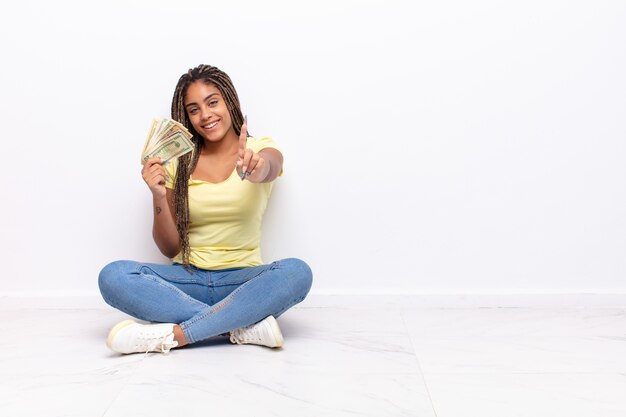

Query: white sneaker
[[230, 316, 284, 348], [106, 319, 178, 354]]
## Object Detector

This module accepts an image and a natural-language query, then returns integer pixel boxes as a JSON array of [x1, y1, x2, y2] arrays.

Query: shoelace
[[229, 329, 242, 344], [230, 326, 261, 344], [143, 333, 178, 355]]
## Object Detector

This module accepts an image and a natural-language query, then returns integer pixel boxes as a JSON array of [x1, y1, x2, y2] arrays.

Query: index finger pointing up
[[238, 115, 248, 158]]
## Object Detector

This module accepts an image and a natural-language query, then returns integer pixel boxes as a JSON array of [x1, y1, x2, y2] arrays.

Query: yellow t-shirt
[[164, 136, 281, 270]]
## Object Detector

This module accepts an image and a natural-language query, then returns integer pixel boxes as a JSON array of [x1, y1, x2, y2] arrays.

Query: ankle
[[173, 325, 189, 347]]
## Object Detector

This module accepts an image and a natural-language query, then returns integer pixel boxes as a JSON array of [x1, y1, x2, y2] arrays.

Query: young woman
[[98, 65, 312, 354]]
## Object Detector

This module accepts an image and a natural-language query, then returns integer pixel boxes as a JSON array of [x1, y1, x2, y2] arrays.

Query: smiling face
[[184, 81, 236, 144]]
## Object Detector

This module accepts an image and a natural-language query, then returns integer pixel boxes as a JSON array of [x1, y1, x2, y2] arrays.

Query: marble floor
[[1, 295, 625, 417]]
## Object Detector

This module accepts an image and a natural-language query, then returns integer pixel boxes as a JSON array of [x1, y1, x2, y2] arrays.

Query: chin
[[202, 132, 226, 142]]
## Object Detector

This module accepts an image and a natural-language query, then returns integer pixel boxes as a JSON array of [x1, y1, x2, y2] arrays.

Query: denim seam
[[210, 262, 277, 288], [180, 261, 285, 343], [189, 261, 282, 322], [136, 263, 203, 285], [182, 281, 249, 343], [139, 273, 208, 309], [186, 283, 244, 326], [179, 323, 194, 344]]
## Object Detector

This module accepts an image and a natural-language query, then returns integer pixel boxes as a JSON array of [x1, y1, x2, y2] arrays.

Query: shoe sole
[[106, 319, 137, 350], [266, 316, 284, 348]]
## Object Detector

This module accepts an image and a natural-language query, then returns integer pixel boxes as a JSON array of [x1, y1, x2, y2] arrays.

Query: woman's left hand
[[237, 119, 270, 182]]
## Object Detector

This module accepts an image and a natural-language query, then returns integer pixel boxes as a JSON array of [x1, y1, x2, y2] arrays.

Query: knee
[[277, 258, 313, 298], [98, 260, 136, 301]]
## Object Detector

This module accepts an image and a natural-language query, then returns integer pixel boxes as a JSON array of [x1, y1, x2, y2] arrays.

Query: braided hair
[[170, 64, 246, 267]]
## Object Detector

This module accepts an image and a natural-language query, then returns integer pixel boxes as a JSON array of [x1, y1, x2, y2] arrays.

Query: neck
[[200, 132, 239, 156]]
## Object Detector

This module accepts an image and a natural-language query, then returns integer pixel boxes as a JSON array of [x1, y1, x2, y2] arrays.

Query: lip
[[201, 120, 219, 131]]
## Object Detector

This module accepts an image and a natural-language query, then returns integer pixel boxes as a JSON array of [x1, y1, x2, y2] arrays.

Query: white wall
[[1, 0, 624, 295]]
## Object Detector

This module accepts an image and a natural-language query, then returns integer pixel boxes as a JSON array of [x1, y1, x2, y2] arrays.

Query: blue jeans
[[98, 258, 313, 344]]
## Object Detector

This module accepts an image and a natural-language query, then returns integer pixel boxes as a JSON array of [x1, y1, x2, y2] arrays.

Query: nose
[[200, 107, 212, 121]]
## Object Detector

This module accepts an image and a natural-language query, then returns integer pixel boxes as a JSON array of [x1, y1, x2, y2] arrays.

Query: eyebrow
[[185, 93, 220, 108]]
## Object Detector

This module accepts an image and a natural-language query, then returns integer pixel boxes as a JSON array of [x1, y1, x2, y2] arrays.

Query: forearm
[[259, 148, 283, 183], [151, 195, 180, 258]]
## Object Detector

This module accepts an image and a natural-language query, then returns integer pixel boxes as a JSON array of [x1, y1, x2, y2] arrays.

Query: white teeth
[[203, 121, 218, 129]]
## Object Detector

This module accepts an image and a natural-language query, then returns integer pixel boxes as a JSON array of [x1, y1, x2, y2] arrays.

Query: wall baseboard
[[1, 290, 626, 309]]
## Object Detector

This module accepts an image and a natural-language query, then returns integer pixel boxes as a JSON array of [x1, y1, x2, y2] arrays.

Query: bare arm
[[152, 188, 181, 258], [236, 120, 284, 183], [142, 158, 181, 258], [257, 147, 284, 183]]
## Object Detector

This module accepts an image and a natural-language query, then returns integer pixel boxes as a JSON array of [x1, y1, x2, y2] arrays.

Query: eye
[[188, 108, 198, 114], [209, 100, 218, 107]]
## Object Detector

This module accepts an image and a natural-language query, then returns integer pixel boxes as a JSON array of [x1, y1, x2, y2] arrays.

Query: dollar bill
[[142, 119, 158, 156], [142, 131, 194, 163], [141, 118, 193, 164]]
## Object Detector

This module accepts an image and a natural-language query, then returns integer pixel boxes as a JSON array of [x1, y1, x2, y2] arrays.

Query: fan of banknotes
[[141, 118, 194, 164]]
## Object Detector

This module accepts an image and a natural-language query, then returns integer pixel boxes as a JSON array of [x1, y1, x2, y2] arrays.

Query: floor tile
[[2, 299, 625, 417], [424, 372, 626, 417]]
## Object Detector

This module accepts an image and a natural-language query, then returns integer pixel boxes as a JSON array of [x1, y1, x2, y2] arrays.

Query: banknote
[[141, 118, 193, 163]]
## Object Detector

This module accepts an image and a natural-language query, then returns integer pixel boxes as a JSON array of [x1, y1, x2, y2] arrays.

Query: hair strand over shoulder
[[170, 64, 245, 268]]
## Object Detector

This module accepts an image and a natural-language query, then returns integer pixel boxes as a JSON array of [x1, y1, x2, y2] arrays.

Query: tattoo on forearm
[[156, 206, 162, 215]]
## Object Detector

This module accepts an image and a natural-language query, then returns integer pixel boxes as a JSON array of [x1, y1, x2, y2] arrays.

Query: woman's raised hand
[[237, 118, 270, 183], [141, 157, 168, 199]]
